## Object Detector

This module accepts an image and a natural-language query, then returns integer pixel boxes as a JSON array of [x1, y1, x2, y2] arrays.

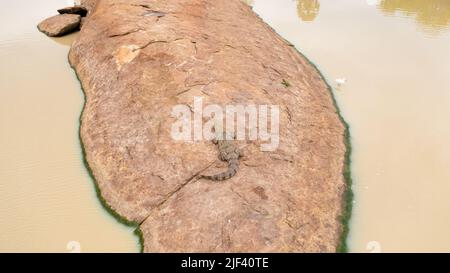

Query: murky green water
[[251, 0, 450, 252]]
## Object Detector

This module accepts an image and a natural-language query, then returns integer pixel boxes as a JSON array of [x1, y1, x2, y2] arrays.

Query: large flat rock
[[69, 0, 349, 252]]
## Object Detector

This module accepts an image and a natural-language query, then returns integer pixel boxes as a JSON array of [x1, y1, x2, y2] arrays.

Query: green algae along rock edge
[[68, 0, 352, 252]]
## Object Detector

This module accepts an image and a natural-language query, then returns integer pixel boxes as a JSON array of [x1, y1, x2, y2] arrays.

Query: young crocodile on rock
[[201, 132, 242, 181]]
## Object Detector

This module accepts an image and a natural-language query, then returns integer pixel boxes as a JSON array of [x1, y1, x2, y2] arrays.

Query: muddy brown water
[[1, 0, 449, 252], [0, 0, 139, 252], [251, 0, 450, 252]]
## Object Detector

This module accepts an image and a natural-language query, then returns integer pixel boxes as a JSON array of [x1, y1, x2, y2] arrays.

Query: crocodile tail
[[207, 169, 236, 181], [202, 160, 239, 181]]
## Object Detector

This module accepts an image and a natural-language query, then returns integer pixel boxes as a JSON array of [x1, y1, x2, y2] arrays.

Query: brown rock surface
[[58, 6, 88, 17], [69, 0, 349, 252], [37, 14, 80, 37], [79, 17, 86, 29]]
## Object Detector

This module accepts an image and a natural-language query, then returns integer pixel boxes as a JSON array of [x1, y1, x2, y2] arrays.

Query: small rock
[[57, 6, 88, 17], [37, 14, 81, 37]]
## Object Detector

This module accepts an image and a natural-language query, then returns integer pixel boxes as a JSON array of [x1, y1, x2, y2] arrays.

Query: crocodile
[[201, 132, 241, 181]]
